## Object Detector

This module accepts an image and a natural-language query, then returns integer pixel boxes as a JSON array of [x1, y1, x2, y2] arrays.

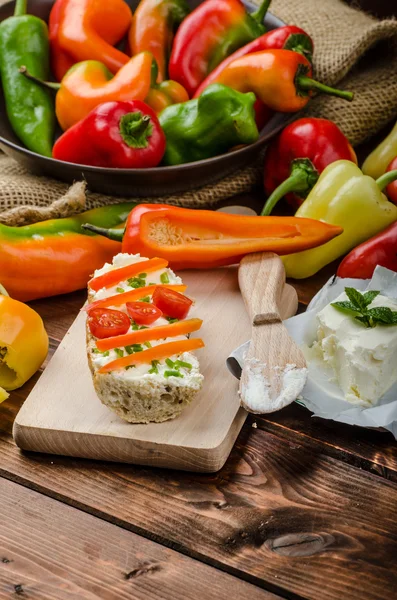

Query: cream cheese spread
[[310, 292, 397, 407]]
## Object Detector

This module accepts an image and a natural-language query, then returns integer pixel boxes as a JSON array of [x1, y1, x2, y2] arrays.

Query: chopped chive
[[148, 359, 160, 374], [164, 370, 183, 378], [139, 273, 147, 278], [165, 358, 175, 368], [131, 321, 139, 330], [160, 272, 170, 284], [92, 348, 101, 354], [116, 287, 125, 294], [125, 365, 136, 370], [140, 296, 151, 303], [165, 317, 179, 324], [114, 348, 124, 358], [125, 344, 143, 354], [144, 341, 152, 349], [175, 360, 192, 370], [148, 282, 156, 286], [102, 350, 110, 357]]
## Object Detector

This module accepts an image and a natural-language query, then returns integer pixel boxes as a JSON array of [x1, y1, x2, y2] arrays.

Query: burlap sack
[[0, 0, 396, 224]]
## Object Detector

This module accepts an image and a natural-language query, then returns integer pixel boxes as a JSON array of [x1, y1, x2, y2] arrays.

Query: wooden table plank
[[0, 422, 396, 600], [0, 477, 279, 600]]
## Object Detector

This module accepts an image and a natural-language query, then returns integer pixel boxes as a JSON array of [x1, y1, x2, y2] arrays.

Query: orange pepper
[[85, 285, 187, 312], [49, 0, 132, 81], [89, 257, 169, 292], [98, 338, 205, 373], [96, 318, 203, 351], [213, 49, 353, 112], [145, 80, 189, 113], [83, 204, 344, 270]]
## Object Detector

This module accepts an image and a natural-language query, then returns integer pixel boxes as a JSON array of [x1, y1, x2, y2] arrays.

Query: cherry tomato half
[[126, 301, 162, 325], [152, 287, 192, 320], [87, 307, 130, 339]]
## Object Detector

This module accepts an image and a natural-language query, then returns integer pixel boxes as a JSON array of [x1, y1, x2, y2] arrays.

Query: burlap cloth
[[0, 0, 396, 224]]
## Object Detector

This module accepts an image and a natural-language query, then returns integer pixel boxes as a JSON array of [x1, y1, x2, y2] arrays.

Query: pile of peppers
[[0, 0, 354, 168]]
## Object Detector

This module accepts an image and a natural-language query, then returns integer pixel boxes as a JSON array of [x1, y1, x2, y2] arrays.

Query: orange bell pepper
[[98, 338, 205, 373], [96, 318, 203, 351], [49, 0, 132, 81], [0, 285, 48, 393], [83, 204, 344, 270], [85, 284, 187, 312], [128, 0, 190, 83], [22, 52, 188, 131], [89, 257, 169, 292], [212, 49, 353, 112]]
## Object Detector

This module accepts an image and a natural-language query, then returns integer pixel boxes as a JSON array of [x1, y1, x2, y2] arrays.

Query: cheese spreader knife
[[238, 252, 308, 414]]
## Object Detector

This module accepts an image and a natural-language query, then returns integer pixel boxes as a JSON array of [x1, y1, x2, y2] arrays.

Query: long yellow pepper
[[0, 287, 48, 400], [283, 160, 397, 279], [362, 121, 397, 180]]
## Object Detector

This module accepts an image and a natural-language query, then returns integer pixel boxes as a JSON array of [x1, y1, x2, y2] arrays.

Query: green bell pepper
[[0, 0, 55, 157], [159, 83, 259, 165]]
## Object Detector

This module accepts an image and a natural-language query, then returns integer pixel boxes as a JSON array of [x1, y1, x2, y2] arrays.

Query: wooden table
[[1, 199, 397, 600]]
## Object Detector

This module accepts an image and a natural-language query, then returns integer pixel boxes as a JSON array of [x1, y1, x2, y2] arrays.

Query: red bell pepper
[[194, 25, 313, 97], [52, 101, 166, 168], [386, 157, 397, 205], [337, 221, 397, 279], [261, 118, 357, 215], [169, 0, 271, 97]]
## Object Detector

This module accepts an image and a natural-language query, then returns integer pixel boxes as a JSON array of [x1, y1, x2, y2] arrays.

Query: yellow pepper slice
[[0, 292, 48, 391]]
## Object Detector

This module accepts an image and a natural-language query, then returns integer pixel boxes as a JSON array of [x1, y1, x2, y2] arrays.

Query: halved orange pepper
[[96, 318, 203, 351], [83, 204, 344, 270], [98, 338, 204, 373], [49, 0, 132, 81], [89, 257, 169, 292], [85, 285, 187, 312]]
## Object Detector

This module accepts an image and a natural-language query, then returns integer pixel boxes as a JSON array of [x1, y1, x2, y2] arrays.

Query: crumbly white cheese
[[88, 253, 202, 387], [310, 292, 397, 407]]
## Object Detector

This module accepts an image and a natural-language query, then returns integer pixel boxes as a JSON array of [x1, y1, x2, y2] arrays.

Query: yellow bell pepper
[[283, 160, 397, 279], [362, 121, 397, 179], [0, 285, 48, 394]]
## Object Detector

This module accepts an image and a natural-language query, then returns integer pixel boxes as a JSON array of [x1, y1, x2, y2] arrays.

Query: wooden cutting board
[[13, 267, 298, 472]]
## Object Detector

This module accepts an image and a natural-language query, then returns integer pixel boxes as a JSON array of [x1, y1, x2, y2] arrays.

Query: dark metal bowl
[[0, 0, 291, 197]]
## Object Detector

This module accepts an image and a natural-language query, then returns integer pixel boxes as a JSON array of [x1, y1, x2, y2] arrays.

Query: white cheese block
[[311, 292, 397, 407]]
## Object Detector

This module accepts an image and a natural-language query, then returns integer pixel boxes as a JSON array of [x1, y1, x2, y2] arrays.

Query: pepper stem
[[376, 169, 397, 191], [81, 224, 125, 242], [14, 0, 27, 17], [19, 66, 61, 90], [297, 75, 354, 102], [261, 158, 319, 216], [119, 112, 153, 148], [251, 0, 271, 24]]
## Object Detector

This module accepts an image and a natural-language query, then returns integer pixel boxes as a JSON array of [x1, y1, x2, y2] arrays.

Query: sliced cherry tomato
[[87, 307, 130, 339], [126, 301, 162, 325], [152, 287, 192, 320]]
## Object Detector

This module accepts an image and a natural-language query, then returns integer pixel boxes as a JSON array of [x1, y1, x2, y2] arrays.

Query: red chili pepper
[[385, 157, 397, 205], [261, 118, 357, 215], [337, 221, 397, 279], [169, 0, 271, 97], [194, 25, 313, 98], [52, 100, 166, 168]]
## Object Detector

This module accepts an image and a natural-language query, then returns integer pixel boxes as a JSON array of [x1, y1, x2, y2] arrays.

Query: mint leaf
[[367, 307, 396, 325], [363, 290, 380, 307], [355, 315, 371, 327], [344, 287, 367, 312], [331, 301, 360, 315]]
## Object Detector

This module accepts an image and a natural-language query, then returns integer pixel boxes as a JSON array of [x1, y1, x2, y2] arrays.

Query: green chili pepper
[[159, 83, 259, 165], [0, 0, 55, 156]]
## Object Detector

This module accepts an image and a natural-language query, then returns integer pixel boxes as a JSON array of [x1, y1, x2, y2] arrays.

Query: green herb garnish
[[148, 360, 160, 374], [125, 344, 143, 354], [140, 296, 151, 303], [164, 370, 183, 378], [144, 341, 152, 349], [160, 272, 170, 284], [125, 365, 136, 370], [165, 316, 179, 324], [331, 288, 397, 328], [165, 358, 175, 368], [175, 359, 192, 370], [92, 348, 109, 357], [114, 348, 124, 357], [127, 273, 147, 289], [116, 287, 125, 294]]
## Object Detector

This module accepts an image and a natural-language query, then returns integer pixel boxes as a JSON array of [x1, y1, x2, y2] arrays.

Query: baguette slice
[[86, 253, 204, 423]]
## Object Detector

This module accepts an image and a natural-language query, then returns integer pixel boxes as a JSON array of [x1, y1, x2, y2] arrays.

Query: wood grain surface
[[0, 477, 279, 600], [12, 269, 297, 471]]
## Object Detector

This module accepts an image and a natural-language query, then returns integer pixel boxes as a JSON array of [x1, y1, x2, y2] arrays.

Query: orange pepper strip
[[84, 284, 187, 312], [96, 318, 203, 351], [98, 338, 205, 373], [89, 257, 168, 292]]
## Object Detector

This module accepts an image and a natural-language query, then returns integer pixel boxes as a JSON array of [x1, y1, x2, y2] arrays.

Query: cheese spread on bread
[[86, 253, 204, 423]]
